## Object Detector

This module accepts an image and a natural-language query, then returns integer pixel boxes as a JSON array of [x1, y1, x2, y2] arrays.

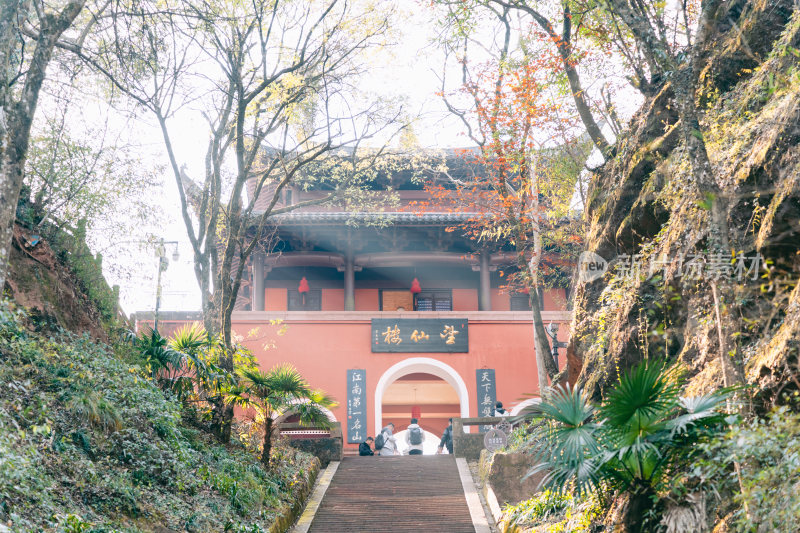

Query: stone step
[[307, 455, 477, 532]]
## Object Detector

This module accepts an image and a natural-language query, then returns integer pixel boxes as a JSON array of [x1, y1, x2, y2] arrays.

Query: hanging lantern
[[298, 277, 310, 293], [411, 405, 421, 420], [410, 277, 422, 294], [298, 277, 310, 305]]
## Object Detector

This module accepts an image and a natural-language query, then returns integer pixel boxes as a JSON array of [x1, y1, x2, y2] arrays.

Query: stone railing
[[452, 416, 507, 460], [278, 421, 343, 467]]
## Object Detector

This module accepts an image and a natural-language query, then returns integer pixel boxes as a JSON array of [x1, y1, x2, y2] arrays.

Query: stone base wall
[[269, 456, 321, 533], [479, 450, 544, 506], [286, 437, 343, 467], [452, 416, 506, 460]]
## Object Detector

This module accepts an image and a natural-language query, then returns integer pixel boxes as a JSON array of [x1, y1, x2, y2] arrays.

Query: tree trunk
[[508, 2, 612, 158], [0, 1, 86, 289], [623, 485, 655, 533], [261, 416, 273, 467]]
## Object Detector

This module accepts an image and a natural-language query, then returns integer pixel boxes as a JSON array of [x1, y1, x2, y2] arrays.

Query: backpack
[[374, 432, 385, 450], [409, 426, 423, 445]]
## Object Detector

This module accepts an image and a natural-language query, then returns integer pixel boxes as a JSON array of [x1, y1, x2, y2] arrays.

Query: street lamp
[[545, 322, 568, 371], [154, 239, 180, 332]]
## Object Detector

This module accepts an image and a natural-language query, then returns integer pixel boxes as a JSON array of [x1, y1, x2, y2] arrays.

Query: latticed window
[[414, 290, 452, 311], [510, 293, 531, 311], [288, 289, 322, 310]]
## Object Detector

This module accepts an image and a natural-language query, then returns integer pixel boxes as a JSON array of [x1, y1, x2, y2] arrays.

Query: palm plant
[[168, 324, 223, 399], [135, 328, 183, 382], [523, 362, 731, 532], [226, 363, 336, 467]]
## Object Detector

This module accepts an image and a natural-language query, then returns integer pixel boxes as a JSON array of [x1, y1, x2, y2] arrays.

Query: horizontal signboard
[[371, 318, 468, 353]]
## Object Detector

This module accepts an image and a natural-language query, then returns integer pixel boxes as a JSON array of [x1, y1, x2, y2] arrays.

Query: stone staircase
[[305, 455, 481, 532]]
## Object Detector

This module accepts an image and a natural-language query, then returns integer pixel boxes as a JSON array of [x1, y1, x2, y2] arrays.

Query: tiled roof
[[269, 211, 480, 224]]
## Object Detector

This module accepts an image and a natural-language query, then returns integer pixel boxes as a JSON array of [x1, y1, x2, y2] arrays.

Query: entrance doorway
[[382, 372, 460, 452], [375, 358, 471, 450]]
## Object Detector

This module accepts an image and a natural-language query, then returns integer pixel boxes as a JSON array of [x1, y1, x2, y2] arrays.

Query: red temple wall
[[265, 288, 287, 311], [452, 289, 479, 311], [355, 289, 379, 310], [231, 315, 569, 449]]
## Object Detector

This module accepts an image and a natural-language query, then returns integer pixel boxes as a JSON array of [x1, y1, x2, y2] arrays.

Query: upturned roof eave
[[249, 211, 483, 225]]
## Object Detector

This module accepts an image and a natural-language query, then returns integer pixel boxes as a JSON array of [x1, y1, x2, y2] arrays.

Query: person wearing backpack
[[378, 423, 398, 456], [494, 401, 510, 417], [405, 418, 425, 455]]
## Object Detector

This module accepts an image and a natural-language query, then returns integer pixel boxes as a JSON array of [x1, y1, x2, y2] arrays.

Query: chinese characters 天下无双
[[476, 369, 496, 432]]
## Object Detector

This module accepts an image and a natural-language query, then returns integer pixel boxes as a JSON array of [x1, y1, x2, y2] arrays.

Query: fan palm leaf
[[600, 362, 680, 431], [667, 390, 731, 436]]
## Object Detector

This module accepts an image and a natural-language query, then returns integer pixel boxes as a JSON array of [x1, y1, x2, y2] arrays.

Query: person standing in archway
[[405, 418, 425, 455], [379, 423, 398, 456], [437, 418, 453, 455]]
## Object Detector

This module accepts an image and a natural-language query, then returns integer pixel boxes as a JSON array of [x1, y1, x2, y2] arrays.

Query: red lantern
[[410, 277, 422, 294], [411, 405, 421, 420], [298, 277, 310, 293], [298, 277, 310, 306]]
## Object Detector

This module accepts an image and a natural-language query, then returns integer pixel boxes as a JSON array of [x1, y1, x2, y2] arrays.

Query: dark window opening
[[510, 293, 532, 311], [288, 289, 321, 311], [414, 290, 452, 311]]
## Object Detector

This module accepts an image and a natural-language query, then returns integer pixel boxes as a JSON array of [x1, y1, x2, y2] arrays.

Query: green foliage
[[226, 363, 335, 466], [686, 407, 800, 531], [522, 362, 732, 527], [503, 490, 573, 526], [501, 490, 604, 532], [41, 219, 121, 323], [0, 300, 317, 530]]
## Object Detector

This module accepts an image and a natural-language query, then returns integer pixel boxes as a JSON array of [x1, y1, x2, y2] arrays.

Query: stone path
[[294, 455, 490, 532]]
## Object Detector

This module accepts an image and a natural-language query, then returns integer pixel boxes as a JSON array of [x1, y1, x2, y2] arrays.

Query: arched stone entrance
[[374, 357, 470, 436], [510, 398, 540, 416]]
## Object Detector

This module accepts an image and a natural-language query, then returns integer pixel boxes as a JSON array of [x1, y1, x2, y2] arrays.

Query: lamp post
[[153, 239, 180, 332], [545, 322, 568, 371]]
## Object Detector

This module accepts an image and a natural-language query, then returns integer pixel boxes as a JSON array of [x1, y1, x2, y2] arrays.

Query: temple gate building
[[140, 153, 572, 452]]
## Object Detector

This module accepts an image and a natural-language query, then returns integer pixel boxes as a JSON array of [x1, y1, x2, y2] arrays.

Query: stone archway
[[374, 357, 470, 435], [510, 398, 540, 416]]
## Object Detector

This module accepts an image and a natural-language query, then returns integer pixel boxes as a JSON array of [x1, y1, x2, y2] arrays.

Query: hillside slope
[[0, 300, 317, 532]]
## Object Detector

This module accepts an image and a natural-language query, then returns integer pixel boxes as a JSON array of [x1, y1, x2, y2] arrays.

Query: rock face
[[479, 450, 545, 506], [569, 1, 800, 405]]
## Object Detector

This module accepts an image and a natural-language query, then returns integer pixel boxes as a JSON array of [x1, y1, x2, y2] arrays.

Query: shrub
[[0, 299, 318, 530], [691, 407, 800, 531], [522, 362, 732, 532]]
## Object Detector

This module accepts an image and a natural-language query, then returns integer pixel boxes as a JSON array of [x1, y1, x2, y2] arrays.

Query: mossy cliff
[[568, 0, 800, 405]]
